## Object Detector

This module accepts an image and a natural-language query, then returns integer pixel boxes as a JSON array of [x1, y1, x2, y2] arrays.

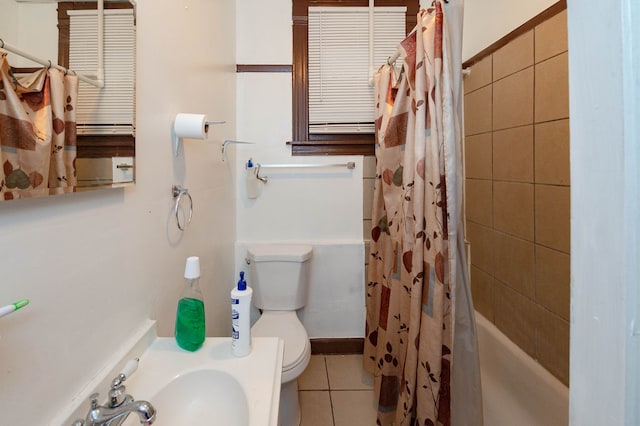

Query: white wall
[[234, 0, 366, 338], [0, 0, 19, 50], [0, 1, 58, 68], [462, 0, 557, 61], [0, 1, 237, 424]]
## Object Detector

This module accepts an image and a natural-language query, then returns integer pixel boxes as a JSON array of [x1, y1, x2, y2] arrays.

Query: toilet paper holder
[[172, 113, 226, 156]]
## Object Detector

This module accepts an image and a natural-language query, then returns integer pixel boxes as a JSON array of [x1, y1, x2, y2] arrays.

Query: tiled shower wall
[[464, 10, 570, 385]]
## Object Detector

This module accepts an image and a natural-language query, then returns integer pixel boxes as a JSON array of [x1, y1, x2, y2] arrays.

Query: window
[[291, 0, 418, 156], [58, 2, 135, 158]]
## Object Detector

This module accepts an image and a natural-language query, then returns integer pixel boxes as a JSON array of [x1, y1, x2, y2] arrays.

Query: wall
[[463, 9, 570, 385], [234, 0, 366, 338], [0, 0, 18, 53], [462, 0, 557, 61], [0, 1, 237, 424], [0, 0, 58, 67]]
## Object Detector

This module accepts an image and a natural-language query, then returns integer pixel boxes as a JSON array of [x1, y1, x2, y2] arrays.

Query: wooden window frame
[[291, 0, 418, 156], [57, 1, 135, 159]]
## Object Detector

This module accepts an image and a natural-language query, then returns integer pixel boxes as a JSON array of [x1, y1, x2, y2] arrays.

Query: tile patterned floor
[[298, 354, 377, 426]]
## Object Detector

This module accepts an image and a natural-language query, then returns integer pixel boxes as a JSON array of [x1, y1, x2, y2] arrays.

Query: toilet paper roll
[[174, 113, 209, 140]]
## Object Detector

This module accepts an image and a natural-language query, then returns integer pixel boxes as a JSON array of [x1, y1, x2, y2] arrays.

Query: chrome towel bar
[[257, 162, 356, 169]]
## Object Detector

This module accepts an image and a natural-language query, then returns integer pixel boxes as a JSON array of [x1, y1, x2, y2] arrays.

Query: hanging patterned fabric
[[364, 2, 482, 425], [0, 52, 78, 200]]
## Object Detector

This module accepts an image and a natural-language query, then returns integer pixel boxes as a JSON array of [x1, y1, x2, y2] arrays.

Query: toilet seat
[[252, 311, 310, 383]]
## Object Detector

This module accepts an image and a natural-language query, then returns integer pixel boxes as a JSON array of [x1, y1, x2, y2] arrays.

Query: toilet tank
[[246, 244, 313, 311]]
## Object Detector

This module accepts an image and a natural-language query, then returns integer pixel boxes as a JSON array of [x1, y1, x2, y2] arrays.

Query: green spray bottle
[[175, 256, 205, 351]]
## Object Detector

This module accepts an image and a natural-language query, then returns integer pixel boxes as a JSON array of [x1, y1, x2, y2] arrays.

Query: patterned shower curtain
[[364, 3, 482, 425], [0, 52, 78, 200]]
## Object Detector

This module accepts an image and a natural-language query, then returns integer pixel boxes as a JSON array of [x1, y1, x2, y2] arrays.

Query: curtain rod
[[0, 39, 104, 88]]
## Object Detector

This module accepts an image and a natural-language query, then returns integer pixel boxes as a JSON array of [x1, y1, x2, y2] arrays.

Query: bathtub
[[475, 312, 569, 426]]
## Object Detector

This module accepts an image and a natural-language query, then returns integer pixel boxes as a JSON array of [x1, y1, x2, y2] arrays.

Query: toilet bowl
[[252, 311, 311, 425], [247, 244, 313, 426]]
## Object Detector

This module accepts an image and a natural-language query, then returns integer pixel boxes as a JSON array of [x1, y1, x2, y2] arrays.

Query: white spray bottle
[[231, 271, 252, 357]]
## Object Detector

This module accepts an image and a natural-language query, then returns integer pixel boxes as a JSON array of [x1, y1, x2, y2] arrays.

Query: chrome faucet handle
[[90, 393, 100, 409], [107, 358, 139, 408]]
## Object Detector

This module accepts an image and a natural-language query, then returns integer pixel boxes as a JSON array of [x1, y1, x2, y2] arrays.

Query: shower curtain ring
[[47, 60, 52, 69], [0, 38, 4, 49]]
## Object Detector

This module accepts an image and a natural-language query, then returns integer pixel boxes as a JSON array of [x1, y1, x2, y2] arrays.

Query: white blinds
[[68, 9, 136, 136], [308, 6, 406, 134]]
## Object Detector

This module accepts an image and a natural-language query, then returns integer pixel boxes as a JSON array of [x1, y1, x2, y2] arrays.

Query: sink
[[120, 337, 283, 426], [148, 370, 248, 425]]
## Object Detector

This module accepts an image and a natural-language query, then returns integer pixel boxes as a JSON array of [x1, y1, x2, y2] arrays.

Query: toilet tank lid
[[247, 244, 313, 262]]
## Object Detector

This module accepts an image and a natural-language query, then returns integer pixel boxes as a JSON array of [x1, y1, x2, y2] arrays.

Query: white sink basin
[[121, 337, 283, 426], [148, 370, 248, 425]]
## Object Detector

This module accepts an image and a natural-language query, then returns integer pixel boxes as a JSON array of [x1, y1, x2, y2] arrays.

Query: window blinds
[[68, 9, 136, 136], [308, 6, 406, 134]]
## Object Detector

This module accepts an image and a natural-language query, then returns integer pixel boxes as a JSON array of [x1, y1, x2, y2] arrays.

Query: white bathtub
[[475, 312, 569, 426]]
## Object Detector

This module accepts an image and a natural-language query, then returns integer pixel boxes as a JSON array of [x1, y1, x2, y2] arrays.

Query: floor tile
[[331, 390, 377, 426], [300, 391, 334, 426], [299, 355, 329, 390], [326, 354, 374, 390]]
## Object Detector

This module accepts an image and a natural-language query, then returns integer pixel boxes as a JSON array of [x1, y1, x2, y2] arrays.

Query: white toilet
[[246, 244, 313, 426]]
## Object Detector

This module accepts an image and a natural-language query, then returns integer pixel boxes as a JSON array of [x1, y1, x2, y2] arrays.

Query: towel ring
[[172, 185, 193, 231]]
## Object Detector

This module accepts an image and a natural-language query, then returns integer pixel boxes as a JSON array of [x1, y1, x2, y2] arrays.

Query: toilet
[[247, 244, 313, 426]]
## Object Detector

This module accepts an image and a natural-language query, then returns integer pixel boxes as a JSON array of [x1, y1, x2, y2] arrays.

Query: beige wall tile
[[536, 306, 570, 385], [493, 67, 534, 130], [464, 55, 493, 94], [493, 181, 534, 241], [494, 232, 535, 298], [364, 241, 371, 267], [466, 178, 493, 227], [535, 119, 570, 185], [535, 245, 570, 320], [363, 178, 375, 220], [535, 184, 570, 253], [493, 30, 534, 81], [493, 125, 534, 182], [470, 265, 495, 322], [494, 282, 537, 357], [363, 219, 372, 241], [467, 222, 495, 275], [535, 52, 569, 123], [465, 85, 493, 136], [535, 10, 568, 63], [465, 132, 492, 179], [363, 155, 376, 178]]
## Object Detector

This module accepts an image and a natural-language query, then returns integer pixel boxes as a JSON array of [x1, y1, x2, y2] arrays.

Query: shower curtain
[[0, 52, 78, 200], [364, 2, 483, 425]]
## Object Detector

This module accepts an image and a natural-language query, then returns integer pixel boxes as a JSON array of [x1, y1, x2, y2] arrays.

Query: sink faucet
[[72, 359, 156, 426], [83, 394, 156, 426]]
